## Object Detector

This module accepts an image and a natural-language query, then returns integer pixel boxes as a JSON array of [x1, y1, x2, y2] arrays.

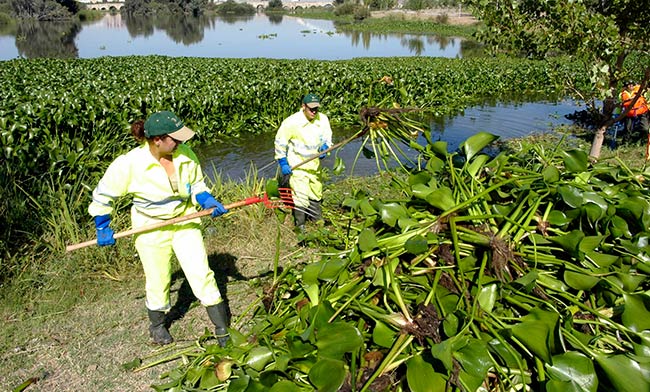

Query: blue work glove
[[94, 214, 115, 246], [278, 157, 292, 175], [318, 143, 329, 159], [196, 191, 228, 217]]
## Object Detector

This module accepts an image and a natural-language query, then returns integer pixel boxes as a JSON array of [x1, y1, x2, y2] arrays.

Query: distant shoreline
[[371, 7, 478, 25]]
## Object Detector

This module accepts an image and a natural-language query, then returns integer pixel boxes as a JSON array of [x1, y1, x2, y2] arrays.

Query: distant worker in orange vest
[[620, 81, 649, 140]]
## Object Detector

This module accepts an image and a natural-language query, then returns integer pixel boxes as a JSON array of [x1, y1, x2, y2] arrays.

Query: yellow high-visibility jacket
[[89, 143, 210, 222], [274, 110, 333, 172]]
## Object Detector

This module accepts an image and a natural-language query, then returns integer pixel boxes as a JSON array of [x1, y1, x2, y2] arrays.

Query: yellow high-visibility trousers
[[289, 170, 322, 208], [133, 210, 222, 311]]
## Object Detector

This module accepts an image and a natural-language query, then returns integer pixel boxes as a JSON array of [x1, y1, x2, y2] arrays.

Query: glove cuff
[[94, 214, 111, 229]]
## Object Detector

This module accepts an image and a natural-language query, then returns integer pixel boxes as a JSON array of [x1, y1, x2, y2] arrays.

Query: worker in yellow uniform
[[89, 111, 230, 346], [275, 93, 333, 232], [620, 81, 650, 140]]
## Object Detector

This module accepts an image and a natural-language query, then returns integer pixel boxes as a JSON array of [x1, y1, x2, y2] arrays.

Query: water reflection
[[15, 19, 80, 58], [267, 13, 283, 25], [122, 13, 213, 45], [1, 13, 471, 60], [339, 29, 462, 56]]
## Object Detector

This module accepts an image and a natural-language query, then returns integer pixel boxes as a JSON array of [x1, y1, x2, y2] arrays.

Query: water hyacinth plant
[[128, 126, 650, 391]]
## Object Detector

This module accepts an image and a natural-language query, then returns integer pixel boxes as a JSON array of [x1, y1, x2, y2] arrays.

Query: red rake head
[[257, 188, 294, 209]]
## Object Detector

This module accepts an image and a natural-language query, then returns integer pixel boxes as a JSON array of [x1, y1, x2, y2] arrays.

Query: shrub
[[267, 0, 282, 10], [333, 1, 356, 16], [353, 5, 369, 20], [215, 0, 255, 15]]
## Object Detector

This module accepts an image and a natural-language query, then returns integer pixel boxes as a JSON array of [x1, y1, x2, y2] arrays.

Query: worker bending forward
[[89, 111, 230, 346]]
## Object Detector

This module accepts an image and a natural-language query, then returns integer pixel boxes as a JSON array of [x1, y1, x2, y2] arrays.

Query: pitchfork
[[66, 189, 294, 252]]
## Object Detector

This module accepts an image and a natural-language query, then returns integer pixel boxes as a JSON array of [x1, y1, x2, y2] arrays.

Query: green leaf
[[578, 235, 604, 253], [488, 337, 526, 369], [411, 183, 433, 199], [425, 186, 455, 211], [455, 338, 492, 379], [265, 179, 280, 198], [511, 307, 559, 363], [287, 334, 316, 359], [359, 199, 377, 216], [406, 354, 446, 392], [586, 251, 618, 268], [429, 141, 448, 158], [549, 230, 584, 258], [543, 165, 560, 183], [199, 366, 220, 389], [245, 346, 274, 372], [379, 202, 409, 227], [512, 321, 552, 363], [317, 259, 347, 282], [595, 354, 650, 392], [431, 335, 469, 370], [546, 351, 598, 392], [547, 210, 572, 226], [404, 234, 428, 254], [121, 357, 142, 371], [358, 228, 378, 252], [408, 171, 432, 185], [461, 132, 498, 161], [558, 185, 583, 208], [616, 272, 646, 292], [332, 157, 345, 175], [372, 320, 396, 348], [561, 149, 588, 173], [315, 322, 363, 359], [269, 380, 301, 392], [477, 283, 497, 312], [467, 154, 490, 177], [609, 215, 632, 238], [617, 197, 647, 220], [563, 270, 599, 291], [226, 374, 250, 392], [621, 293, 650, 332], [308, 358, 346, 392]]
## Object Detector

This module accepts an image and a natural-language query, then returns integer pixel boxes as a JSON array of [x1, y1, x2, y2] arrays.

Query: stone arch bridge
[[83, 1, 333, 11]]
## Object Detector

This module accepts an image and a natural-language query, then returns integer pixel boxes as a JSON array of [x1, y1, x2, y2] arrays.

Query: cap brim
[[306, 102, 320, 109], [168, 126, 195, 142]]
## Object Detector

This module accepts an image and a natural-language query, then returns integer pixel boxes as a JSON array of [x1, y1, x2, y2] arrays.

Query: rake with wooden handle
[[66, 189, 293, 252]]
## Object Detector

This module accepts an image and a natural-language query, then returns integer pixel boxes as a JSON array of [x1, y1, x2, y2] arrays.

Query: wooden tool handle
[[65, 197, 263, 252]]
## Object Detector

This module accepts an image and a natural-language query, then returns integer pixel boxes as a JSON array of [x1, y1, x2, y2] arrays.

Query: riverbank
[[2, 133, 649, 390], [370, 7, 478, 25], [0, 173, 398, 390]]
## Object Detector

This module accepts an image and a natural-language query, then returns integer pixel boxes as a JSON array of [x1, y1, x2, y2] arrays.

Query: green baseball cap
[[144, 111, 195, 142], [302, 93, 321, 108]]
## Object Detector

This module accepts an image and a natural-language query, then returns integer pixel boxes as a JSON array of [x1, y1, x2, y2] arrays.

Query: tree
[[10, 0, 74, 20], [464, 0, 650, 159], [267, 0, 283, 10]]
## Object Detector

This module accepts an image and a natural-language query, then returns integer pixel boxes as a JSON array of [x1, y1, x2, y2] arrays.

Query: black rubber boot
[[206, 302, 230, 347], [293, 209, 306, 232], [147, 309, 173, 345]]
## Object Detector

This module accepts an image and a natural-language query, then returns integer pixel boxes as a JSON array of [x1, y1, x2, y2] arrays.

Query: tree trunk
[[589, 124, 608, 159], [590, 96, 618, 160]]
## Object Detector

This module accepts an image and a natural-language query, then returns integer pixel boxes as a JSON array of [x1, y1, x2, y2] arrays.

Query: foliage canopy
[[465, 0, 650, 159]]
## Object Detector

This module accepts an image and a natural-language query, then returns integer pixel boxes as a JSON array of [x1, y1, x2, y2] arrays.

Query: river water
[[197, 99, 582, 181], [0, 12, 467, 60]]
